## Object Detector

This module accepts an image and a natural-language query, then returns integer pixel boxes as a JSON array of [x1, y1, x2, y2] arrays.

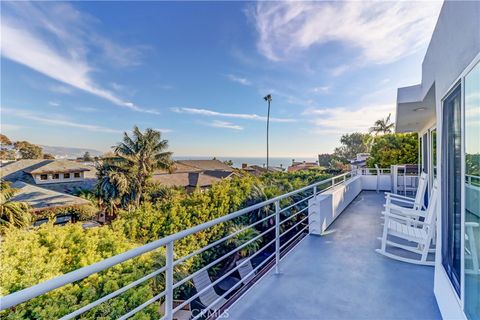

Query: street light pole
[[264, 94, 272, 172]]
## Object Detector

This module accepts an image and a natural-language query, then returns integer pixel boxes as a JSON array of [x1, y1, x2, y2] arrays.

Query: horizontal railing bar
[[118, 290, 166, 320], [280, 205, 309, 226], [174, 237, 277, 314], [279, 224, 309, 251], [60, 266, 167, 319], [174, 212, 276, 266], [173, 224, 276, 289], [280, 215, 309, 237], [278, 194, 313, 214], [0, 171, 356, 311]]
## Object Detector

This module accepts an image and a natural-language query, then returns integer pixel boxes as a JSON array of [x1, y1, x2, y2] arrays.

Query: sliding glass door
[[464, 62, 479, 320], [442, 83, 462, 295]]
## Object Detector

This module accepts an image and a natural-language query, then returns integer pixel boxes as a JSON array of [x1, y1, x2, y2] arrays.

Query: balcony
[[226, 191, 441, 319], [0, 170, 441, 319]]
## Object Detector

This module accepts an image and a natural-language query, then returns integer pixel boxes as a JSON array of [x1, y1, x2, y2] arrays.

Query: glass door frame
[[440, 52, 480, 312]]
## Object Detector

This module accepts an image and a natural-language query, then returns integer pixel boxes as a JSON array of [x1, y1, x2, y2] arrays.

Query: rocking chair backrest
[[413, 172, 428, 210], [423, 180, 439, 232]]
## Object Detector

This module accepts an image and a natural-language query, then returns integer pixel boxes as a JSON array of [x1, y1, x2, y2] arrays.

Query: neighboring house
[[350, 153, 370, 169], [1, 159, 97, 193], [287, 161, 319, 172], [10, 181, 90, 212], [153, 159, 235, 191], [241, 163, 284, 176]]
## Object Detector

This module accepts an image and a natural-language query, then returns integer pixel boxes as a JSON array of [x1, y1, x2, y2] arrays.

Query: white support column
[[165, 241, 174, 320], [274, 200, 280, 274]]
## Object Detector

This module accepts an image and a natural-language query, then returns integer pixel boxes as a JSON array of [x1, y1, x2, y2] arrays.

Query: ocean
[[172, 156, 318, 169]]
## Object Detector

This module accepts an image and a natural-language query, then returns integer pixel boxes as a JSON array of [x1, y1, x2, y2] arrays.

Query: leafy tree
[[369, 113, 395, 135], [0, 181, 31, 229], [0, 134, 12, 146], [333, 133, 370, 160], [113, 126, 173, 207], [42, 153, 55, 159], [223, 160, 234, 166], [14, 141, 43, 159], [0, 149, 16, 160], [366, 133, 418, 167], [83, 151, 93, 162]]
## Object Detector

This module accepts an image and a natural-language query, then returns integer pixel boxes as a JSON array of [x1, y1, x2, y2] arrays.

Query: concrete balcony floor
[[226, 191, 441, 320]]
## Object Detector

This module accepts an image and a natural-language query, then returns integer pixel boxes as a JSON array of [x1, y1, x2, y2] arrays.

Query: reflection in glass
[[431, 129, 437, 178], [464, 62, 479, 320]]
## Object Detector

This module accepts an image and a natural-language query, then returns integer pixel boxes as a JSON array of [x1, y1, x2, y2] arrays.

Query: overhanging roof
[[395, 84, 436, 133]]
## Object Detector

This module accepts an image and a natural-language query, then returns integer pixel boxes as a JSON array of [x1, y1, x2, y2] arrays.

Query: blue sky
[[0, 1, 442, 157]]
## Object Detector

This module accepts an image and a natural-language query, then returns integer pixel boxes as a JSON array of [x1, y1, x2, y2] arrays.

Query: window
[[430, 129, 437, 178], [63, 173, 70, 179], [74, 172, 81, 178], [441, 83, 462, 295], [40, 174, 48, 180], [52, 173, 60, 179], [464, 62, 479, 320]]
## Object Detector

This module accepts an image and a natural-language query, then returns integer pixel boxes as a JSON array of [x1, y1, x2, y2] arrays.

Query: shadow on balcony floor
[[225, 191, 441, 320]]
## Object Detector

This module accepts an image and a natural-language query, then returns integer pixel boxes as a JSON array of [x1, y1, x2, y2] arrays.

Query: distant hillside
[[40, 145, 103, 159]]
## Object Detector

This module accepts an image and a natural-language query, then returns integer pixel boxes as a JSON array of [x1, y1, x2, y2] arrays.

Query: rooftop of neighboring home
[[1, 159, 93, 180], [153, 159, 235, 189], [241, 163, 284, 176], [287, 160, 319, 172], [10, 181, 90, 212]]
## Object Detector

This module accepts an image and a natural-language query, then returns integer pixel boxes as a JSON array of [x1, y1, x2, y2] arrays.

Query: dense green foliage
[[0, 181, 31, 229], [366, 133, 419, 167], [333, 132, 370, 160], [14, 141, 43, 159], [1, 169, 331, 319]]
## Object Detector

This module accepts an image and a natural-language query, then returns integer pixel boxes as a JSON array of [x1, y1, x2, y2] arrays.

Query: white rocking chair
[[376, 180, 438, 266], [383, 172, 428, 218]]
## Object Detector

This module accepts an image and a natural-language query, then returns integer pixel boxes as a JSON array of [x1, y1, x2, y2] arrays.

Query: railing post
[[313, 185, 317, 202], [165, 241, 174, 320], [274, 200, 280, 274]]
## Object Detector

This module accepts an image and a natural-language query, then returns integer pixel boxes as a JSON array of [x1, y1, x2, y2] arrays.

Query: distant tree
[[42, 153, 55, 159], [366, 133, 418, 167], [83, 151, 93, 162], [0, 150, 16, 160], [333, 133, 370, 161], [369, 113, 395, 135], [318, 154, 334, 167], [0, 181, 31, 229], [111, 126, 173, 207], [224, 160, 234, 166], [14, 141, 43, 159], [0, 134, 12, 146]]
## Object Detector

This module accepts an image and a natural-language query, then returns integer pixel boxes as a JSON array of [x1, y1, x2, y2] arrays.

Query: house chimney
[[242, 163, 248, 169]]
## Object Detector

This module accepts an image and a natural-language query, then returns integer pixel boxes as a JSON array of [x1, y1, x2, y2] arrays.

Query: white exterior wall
[[33, 172, 85, 185], [400, 2, 480, 319]]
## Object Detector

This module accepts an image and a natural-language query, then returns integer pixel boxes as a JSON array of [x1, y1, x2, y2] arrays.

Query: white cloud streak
[[2, 107, 122, 133], [249, 1, 442, 64], [206, 120, 243, 130], [304, 104, 395, 133], [1, 2, 158, 114], [171, 107, 296, 123], [227, 74, 252, 86]]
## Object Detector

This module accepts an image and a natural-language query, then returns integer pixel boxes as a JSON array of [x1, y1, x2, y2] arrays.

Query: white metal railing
[[466, 174, 480, 186], [0, 171, 358, 319]]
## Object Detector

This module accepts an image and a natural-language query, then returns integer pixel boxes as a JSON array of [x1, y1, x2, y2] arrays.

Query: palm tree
[[0, 181, 31, 228], [114, 126, 173, 207], [95, 159, 130, 215], [369, 113, 395, 136]]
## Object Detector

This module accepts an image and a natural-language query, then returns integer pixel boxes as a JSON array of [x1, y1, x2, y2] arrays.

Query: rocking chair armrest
[[384, 198, 416, 207], [384, 212, 429, 226], [383, 207, 426, 218], [384, 192, 415, 201]]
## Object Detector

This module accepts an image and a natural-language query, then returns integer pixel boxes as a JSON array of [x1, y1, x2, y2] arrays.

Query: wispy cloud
[[227, 74, 251, 86], [49, 101, 61, 107], [49, 84, 74, 95], [154, 128, 173, 133], [248, 1, 441, 65], [1, 123, 23, 131], [303, 104, 395, 133], [205, 120, 243, 131], [171, 107, 296, 123], [1, 2, 157, 114], [74, 106, 98, 113], [310, 86, 331, 94], [2, 107, 122, 133]]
